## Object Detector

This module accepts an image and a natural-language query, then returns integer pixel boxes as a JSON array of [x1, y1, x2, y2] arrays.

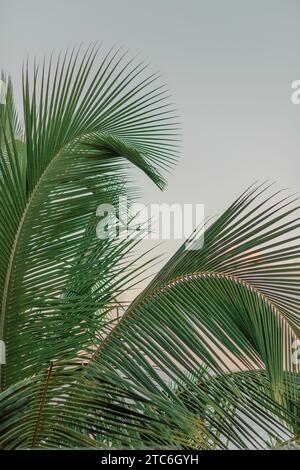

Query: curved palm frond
[[0, 45, 178, 388], [86, 183, 300, 448]]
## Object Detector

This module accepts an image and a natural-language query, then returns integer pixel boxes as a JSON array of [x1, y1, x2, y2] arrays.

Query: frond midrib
[[31, 361, 53, 448], [148, 270, 300, 338], [92, 269, 300, 362], [0, 148, 64, 342]]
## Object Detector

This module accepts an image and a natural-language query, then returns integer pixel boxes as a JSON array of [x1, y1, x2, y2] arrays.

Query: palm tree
[[0, 46, 300, 449]]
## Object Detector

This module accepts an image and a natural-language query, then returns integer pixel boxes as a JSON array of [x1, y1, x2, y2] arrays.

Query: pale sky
[[1, 0, 300, 287]]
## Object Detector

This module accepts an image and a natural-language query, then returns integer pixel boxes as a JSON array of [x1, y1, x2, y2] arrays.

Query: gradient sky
[[1, 0, 300, 280]]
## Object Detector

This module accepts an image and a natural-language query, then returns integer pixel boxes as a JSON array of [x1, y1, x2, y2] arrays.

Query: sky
[[1, 0, 300, 290]]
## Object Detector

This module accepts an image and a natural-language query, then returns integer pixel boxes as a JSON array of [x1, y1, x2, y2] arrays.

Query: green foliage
[[0, 47, 299, 449]]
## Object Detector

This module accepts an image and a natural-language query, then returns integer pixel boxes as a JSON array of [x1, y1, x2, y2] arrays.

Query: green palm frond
[[0, 360, 191, 449], [0, 46, 300, 450], [86, 183, 300, 448], [0, 46, 178, 388]]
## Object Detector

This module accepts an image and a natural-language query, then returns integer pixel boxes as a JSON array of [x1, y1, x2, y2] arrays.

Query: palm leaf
[[86, 183, 300, 448], [0, 46, 178, 388]]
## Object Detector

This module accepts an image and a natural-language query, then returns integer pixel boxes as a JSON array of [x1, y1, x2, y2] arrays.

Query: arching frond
[[0, 46, 178, 388], [87, 184, 300, 448]]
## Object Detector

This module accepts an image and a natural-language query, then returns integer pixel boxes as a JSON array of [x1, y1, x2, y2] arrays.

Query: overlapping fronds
[[0, 360, 192, 449], [0, 46, 299, 450], [86, 184, 300, 448], [1, 178, 300, 448]]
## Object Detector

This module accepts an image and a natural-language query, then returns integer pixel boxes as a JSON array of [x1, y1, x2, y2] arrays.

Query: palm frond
[[87, 183, 300, 448], [0, 46, 178, 388]]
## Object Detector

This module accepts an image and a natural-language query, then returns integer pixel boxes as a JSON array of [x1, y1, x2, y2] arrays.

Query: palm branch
[[0, 47, 300, 449]]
